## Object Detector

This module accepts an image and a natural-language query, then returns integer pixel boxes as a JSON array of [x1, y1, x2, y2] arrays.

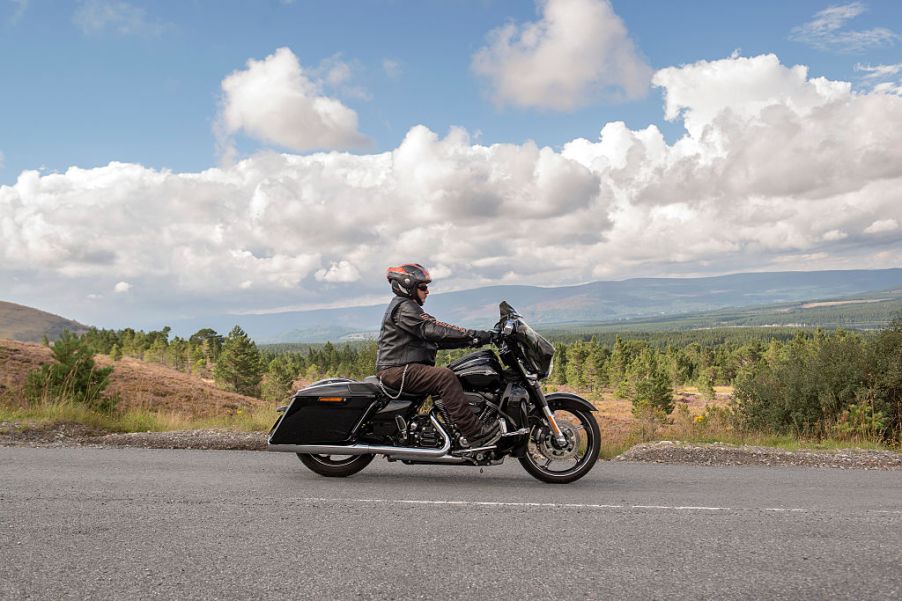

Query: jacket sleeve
[[394, 300, 476, 348]]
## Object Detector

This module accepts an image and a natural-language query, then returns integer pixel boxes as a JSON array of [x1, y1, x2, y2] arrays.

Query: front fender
[[544, 392, 597, 413]]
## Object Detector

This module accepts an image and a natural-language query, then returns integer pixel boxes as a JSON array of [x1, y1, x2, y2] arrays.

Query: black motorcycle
[[267, 302, 600, 484]]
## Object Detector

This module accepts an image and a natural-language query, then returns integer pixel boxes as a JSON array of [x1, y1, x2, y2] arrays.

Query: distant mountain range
[[4, 269, 901, 344], [162, 268, 902, 342], [0, 300, 90, 342]]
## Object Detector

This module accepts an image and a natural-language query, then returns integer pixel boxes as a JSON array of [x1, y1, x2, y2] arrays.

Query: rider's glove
[[469, 330, 494, 347]]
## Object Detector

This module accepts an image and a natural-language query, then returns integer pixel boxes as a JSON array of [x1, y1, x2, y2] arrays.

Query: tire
[[518, 405, 600, 484], [297, 453, 374, 477]]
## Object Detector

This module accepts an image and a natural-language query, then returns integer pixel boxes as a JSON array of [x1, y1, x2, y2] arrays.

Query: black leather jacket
[[376, 296, 479, 371]]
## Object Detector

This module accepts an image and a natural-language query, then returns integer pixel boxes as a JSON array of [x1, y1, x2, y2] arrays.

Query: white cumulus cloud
[[216, 47, 368, 160], [864, 219, 899, 234], [113, 281, 131, 293], [315, 260, 362, 283], [3, 53, 902, 324], [471, 0, 651, 110]]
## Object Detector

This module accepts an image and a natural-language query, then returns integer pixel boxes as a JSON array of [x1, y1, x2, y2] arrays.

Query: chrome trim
[[402, 455, 469, 464], [451, 444, 497, 455], [268, 414, 451, 460]]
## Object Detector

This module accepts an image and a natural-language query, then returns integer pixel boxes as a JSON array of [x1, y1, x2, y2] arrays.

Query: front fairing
[[496, 301, 555, 379]]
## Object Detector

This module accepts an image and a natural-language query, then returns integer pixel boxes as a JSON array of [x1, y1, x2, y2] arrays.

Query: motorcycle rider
[[376, 263, 501, 448]]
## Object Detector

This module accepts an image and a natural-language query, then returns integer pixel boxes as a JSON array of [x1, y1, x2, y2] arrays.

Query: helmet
[[386, 263, 431, 302]]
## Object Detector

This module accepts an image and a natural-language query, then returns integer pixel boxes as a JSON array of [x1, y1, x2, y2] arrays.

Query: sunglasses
[[417, 284, 429, 291]]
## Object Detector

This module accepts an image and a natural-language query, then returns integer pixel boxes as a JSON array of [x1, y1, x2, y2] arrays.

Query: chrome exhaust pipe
[[267, 414, 451, 460]]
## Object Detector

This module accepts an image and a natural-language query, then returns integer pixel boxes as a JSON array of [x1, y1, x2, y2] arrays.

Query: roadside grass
[[599, 426, 893, 460], [0, 396, 279, 434], [587, 386, 898, 459], [3, 386, 897, 458]]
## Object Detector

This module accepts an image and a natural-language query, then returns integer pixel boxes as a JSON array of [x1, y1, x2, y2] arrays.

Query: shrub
[[25, 331, 118, 412]]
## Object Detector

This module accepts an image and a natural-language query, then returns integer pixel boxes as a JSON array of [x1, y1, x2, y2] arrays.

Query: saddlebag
[[269, 380, 381, 445]]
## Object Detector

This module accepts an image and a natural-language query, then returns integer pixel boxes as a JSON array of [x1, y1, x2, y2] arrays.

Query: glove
[[470, 330, 494, 347]]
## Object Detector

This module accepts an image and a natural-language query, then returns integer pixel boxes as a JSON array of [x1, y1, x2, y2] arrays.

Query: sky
[[1, 0, 901, 330]]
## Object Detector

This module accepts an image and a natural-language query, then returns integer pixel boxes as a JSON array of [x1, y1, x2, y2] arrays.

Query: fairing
[[497, 301, 555, 378]]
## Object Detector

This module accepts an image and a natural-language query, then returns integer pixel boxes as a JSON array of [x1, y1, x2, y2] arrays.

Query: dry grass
[[550, 383, 893, 458], [0, 338, 277, 433], [0, 401, 278, 434], [1, 338, 270, 418], [4, 336, 893, 455]]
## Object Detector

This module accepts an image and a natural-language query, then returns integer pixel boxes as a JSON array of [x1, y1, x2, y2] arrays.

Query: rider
[[376, 263, 501, 448]]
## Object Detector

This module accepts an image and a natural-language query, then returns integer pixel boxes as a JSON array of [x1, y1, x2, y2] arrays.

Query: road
[[1, 447, 901, 600]]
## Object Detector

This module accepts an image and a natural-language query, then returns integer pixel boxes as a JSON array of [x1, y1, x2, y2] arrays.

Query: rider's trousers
[[377, 363, 481, 437]]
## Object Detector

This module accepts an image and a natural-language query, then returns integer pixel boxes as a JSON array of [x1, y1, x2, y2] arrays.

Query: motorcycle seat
[[362, 375, 426, 401]]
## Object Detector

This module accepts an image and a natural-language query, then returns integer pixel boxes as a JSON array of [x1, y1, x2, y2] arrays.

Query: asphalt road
[[2, 447, 901, 601]]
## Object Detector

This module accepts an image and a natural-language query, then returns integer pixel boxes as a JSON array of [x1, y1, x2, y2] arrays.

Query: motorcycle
[[267, 302, 600, 484]]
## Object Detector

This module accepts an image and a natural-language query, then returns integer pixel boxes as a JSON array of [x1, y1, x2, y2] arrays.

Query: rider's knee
[[437, 367, 457, 386]]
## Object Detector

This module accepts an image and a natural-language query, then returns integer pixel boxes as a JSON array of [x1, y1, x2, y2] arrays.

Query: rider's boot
[[460, 420, 501, 448]]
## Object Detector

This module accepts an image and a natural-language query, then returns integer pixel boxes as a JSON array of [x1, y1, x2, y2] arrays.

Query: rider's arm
[[394, 300, 477, 346]]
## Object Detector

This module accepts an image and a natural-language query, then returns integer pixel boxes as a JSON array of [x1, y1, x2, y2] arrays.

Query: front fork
[[528, 380, 568, 447]]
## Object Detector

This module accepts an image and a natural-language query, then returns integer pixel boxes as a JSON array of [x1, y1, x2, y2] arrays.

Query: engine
[[407, 414, 442, 448], [464, 391, 499, 426]]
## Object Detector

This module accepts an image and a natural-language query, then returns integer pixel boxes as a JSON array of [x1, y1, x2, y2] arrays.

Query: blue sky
[[3, 0, 898, 181], [1, 0, 901, 328]]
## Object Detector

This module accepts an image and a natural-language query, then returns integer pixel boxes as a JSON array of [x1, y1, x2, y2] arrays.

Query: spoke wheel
[[297, 453, 374, 477], [519, 406, 600, 484]]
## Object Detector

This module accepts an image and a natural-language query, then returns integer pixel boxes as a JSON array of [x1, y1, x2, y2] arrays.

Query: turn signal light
[[318, 397, 345, 403]]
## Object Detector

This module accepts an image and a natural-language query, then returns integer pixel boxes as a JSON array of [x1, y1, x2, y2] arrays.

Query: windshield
[[497, 301, 555, 378]]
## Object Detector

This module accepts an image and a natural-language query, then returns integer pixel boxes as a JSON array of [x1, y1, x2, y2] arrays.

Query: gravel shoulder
[[2, 421, 900, 469], [618, 440, 902, 470]]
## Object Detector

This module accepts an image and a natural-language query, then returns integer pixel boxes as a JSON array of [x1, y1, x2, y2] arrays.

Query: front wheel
[[297, 453, 374, 477], [519, 406, 600, 484]]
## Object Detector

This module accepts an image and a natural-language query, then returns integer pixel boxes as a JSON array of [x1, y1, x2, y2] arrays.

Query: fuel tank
[[447, 349, 504, 391]]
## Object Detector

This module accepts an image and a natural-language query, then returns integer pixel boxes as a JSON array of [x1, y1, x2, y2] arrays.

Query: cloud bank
[[2, 54, 901, 324], [472, 0, 651, 110]]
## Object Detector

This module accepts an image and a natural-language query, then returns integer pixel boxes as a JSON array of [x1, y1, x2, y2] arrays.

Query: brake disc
[[536, 423, 580, 461]]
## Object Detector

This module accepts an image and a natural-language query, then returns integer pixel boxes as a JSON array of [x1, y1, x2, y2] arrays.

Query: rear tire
[[297, 453, 374, 477]]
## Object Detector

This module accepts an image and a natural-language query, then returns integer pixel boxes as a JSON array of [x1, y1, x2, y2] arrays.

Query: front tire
[[519, 405, 600, 484], [297, 453, 374, 477]]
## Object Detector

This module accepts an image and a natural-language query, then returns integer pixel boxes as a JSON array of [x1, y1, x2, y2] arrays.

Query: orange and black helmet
[[386, 263, 431, 299]]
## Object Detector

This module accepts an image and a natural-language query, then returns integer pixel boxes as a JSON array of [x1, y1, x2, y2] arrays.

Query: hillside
[[539, 288, 902, 337], [0, 338, 267, 418], [0, 300, 91, 342]]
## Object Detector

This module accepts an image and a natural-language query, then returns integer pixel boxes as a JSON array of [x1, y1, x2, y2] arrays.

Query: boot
[[461, 420, 501, 448]]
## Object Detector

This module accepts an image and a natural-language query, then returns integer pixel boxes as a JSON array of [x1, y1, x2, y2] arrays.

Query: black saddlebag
[[269, 379, 381, 445]]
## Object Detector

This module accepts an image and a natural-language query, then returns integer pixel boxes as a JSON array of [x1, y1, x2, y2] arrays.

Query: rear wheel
[[519, 406, 600, 484], [297, 453, 374, 477]]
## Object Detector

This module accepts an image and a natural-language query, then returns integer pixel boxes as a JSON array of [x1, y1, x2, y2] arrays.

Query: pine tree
[[627, 347, 674, 417], [25, 331, 117, 412], [262, 355, 299, 402], [213, 325, 263, 397]]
